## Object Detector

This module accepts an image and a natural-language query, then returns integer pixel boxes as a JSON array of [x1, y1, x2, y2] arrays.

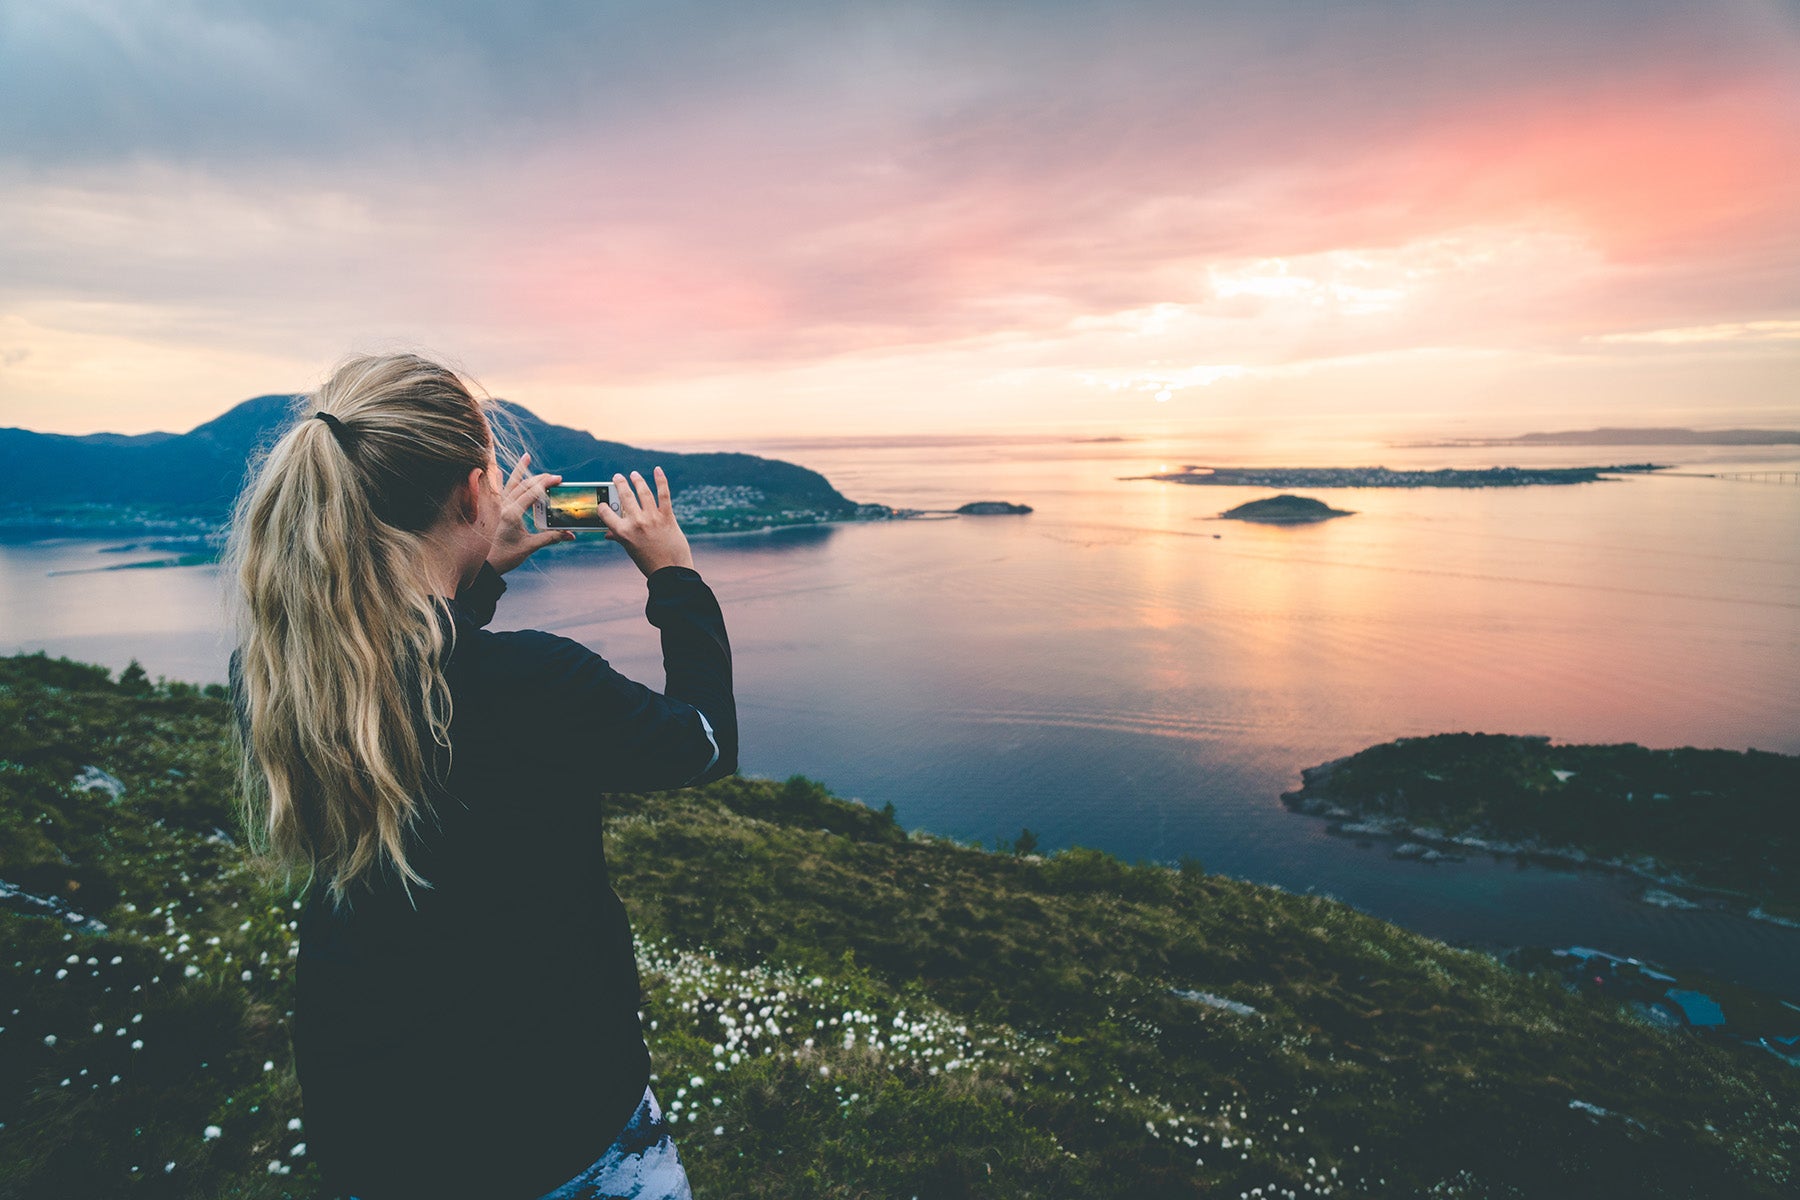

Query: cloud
[[2, 1, 1798, 433], [1589, 320, 1800, 345]]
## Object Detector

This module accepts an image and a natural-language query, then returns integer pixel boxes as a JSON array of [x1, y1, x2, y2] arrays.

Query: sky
[[2, 0, 1798, 443]]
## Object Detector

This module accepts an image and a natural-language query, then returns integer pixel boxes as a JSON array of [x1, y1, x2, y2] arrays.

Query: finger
[[612, 473, 641, 517], [653, 465, 672, 513], [595, 491, 625, 530], [504, 452, 530, 492], [506, 468, 552, 506], [532, 528, 573, 549], [518, 471, 559, 507], [629, 470, 655, 513]]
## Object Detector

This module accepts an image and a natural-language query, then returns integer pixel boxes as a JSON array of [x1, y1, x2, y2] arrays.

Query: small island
[[1217, 494, 1353, 524], [954, 501, 1033, 516], [1281, 732, 1800, 922]]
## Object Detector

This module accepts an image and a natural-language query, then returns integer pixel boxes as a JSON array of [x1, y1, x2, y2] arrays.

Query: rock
[[1169, 988, 1258, 1016], [1392, 842, 1431, 860], [72, 766, 126, 802]]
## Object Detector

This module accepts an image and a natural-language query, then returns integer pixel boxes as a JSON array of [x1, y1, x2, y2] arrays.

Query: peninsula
[[0, 396, 887, 539], [1129, 464, 1670, 489], [1281, 732, 1799, 921]]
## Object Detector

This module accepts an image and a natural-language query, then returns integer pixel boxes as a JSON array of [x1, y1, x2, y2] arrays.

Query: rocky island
[[1218, 495, 1353, 524]]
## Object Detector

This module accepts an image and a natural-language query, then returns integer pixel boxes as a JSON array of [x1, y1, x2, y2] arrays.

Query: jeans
[[346, 1087, 693, 1200], [532, 1087, 693, 1200]]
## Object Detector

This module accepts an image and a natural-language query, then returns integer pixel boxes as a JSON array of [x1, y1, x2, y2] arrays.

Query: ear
[[457, 466, 485, 523]]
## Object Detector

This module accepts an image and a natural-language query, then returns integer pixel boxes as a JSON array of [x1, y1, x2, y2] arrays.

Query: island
[[954, 501, 1033, 515], [1281, 732, 1799, 922], [1127, 464, 1671, 489], [1217, 494, 1353, 524], [4, 652, 1797, 1198]]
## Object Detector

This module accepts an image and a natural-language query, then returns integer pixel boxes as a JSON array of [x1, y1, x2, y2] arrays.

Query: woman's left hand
[[487, 452, 573, 575]]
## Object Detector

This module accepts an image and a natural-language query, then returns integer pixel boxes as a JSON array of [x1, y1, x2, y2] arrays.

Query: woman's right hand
[[598, 467, 696, 577]]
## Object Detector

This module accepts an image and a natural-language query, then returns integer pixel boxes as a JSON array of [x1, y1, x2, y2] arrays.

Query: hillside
[[2, 653, 1796, 1198], [0, 398, 868, 537]]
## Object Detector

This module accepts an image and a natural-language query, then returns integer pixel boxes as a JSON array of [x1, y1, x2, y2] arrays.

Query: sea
[[4, 434, 1799, 994]]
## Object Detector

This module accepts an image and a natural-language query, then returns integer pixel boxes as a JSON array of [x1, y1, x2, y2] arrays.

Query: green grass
[[2, 652, 1796, 1198]]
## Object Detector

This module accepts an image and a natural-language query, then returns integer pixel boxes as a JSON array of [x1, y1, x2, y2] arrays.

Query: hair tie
[[314, 410, 353, 446]]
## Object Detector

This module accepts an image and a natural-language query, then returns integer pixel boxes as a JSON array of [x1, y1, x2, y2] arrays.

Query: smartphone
[[533, 481, 618, 531]]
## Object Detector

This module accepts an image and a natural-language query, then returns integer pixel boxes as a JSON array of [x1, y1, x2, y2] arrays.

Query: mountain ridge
[[1, 396, 869, 534]]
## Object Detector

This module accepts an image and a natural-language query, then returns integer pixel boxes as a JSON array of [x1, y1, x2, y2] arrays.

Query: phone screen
[[543, 483, 613, 529]]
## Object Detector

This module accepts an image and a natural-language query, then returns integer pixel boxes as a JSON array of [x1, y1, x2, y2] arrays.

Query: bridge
[[1712, 471, 1800, 484]]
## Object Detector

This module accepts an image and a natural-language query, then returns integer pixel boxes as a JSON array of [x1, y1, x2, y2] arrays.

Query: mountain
[[1419, 428, 1800, 447], [0, 397, 866, 534]]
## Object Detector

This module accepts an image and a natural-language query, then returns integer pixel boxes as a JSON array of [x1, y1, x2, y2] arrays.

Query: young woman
[[226, 353, 735, 1200]]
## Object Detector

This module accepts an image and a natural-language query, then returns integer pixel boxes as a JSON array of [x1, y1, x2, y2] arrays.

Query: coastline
[[1281, 790, 1797, 927]]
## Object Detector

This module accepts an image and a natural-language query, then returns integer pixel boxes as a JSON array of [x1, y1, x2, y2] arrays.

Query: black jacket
[[242, 563, 735, 1200]]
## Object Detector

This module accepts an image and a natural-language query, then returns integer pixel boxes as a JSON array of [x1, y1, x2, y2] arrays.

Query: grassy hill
[[1, 652, 1795, 1198]]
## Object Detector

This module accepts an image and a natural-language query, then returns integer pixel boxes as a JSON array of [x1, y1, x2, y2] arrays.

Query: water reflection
[[3, 437, 1798, 992]]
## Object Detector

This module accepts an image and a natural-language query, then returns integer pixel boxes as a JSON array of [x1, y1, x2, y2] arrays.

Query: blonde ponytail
[[225, 354, 494, 909]]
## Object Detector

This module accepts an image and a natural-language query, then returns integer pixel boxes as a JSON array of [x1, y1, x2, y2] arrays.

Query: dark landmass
[[1131, 464, 1671, 489], [47, 552, 218, 576], [1412, 428, 1800, 448], [3, 651, 1797, 1197], [0, 397, 881, 538], [1281, 733, 1800, 919], [954, 501, 1034, 515], [1218, 495, 1353, 524]]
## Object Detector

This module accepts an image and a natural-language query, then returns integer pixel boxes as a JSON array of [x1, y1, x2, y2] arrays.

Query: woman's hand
[[486, 452, 574, 575], [597, 467, 695, 577]]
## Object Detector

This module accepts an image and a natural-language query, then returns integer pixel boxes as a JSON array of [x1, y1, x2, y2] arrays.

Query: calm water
[[5, 436, 1799, 993]]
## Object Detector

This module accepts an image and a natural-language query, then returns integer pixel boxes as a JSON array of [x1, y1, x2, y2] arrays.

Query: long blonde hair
[[226, 353, 494, 909]]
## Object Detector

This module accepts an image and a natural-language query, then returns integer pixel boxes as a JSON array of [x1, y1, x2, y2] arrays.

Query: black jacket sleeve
[[644, 565, 737, 784], [491, 565, 738, 793]]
